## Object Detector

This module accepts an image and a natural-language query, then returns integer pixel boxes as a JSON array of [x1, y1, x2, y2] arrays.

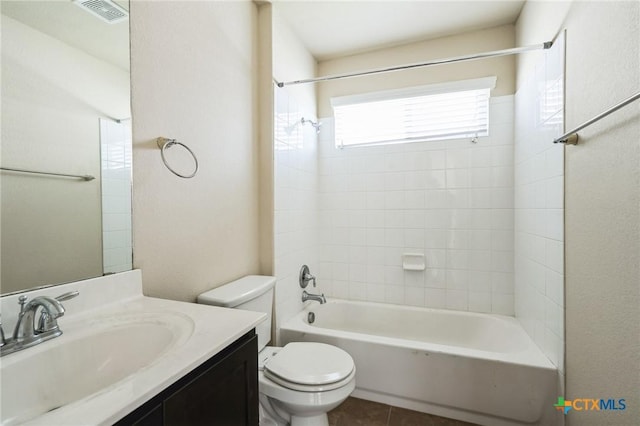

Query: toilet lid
[[263, 342, 354, 387]]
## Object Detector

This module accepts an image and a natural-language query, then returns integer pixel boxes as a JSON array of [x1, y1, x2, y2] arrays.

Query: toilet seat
[[263, 342, 355, 392]]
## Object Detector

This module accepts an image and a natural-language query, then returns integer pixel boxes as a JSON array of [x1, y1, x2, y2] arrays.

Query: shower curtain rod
[[553, 91, 640, 145], [275, 42, 553, 87], [0, 167, 95, 181]]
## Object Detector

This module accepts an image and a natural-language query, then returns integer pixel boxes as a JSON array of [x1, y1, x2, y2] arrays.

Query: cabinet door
[[131, 404, 163, 426], [164, 335, 258, 426]]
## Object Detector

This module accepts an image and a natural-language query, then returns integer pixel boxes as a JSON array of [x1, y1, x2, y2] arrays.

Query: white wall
[[272, 8, 319, 340], [316, 97, 515, 315], [563, 2, 639, 423], [317, 24, 516, 117], [1, 14, 129, 293], [257, 3, 274, 277], [100, 118, 133, 274], [311, 24, 518, 315], [273, 87, 319, 339], [517, 1, 639, 424], [130, 1, 260, 302], [513, 33, 565, 372]]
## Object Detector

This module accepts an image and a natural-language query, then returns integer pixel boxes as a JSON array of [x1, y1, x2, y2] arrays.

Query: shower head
[[301, 117, 322, 134]]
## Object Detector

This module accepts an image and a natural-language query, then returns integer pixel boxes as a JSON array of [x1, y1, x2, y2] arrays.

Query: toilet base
[[259, 393, 331, 426], [290, 414, 329, 426]]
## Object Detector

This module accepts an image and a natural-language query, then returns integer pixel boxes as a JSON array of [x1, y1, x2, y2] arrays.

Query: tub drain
[[307, 312, 315, 324]]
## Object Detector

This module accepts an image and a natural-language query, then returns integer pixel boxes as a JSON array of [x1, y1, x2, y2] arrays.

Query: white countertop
[[0, 270, 266, 425]]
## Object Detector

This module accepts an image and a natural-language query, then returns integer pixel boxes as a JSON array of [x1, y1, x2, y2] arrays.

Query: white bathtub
[[280, 299, 560, 426]]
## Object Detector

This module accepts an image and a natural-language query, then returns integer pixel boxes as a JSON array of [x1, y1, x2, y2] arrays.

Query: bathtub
[[280, 299, 559, 426]]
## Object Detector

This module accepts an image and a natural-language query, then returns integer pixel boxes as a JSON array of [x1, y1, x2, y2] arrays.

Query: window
[[332, 77, 496, 148]]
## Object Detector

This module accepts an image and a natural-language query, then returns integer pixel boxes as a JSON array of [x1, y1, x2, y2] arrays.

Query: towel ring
[[156, 137, 198, 179]]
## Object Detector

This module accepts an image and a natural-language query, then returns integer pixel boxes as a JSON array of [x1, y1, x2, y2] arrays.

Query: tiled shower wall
[[100, 118, 132, 274], [514, 34, 565, 371], [315, 96, 516, 315], [273, 86, 319, 338]]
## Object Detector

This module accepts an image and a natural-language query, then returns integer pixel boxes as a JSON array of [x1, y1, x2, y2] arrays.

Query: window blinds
[[332, 77, 495, 148]]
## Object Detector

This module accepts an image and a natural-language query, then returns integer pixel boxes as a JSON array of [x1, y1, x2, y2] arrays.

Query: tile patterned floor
[[328, 397, 480, 426]]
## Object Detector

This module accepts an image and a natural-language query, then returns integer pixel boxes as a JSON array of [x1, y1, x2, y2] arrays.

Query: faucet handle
[[17, 295, 27, 313], [299, 265, 316, 288], [35, 291, 78, 334], [306, 273, 316, 287], [55, 291, 79, 302], [0, 315, 5, 347]]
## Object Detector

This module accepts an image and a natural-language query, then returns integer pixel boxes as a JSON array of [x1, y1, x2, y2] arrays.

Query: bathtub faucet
[[302, 290, 326, 304]]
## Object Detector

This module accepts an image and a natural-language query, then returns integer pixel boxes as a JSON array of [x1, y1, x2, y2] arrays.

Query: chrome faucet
[[302, 290, 326, 304], [1, 291, 78, 357]]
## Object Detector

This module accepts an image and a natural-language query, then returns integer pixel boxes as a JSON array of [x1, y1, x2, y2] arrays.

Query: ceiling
[[2, 1, 525, 70], [274, 0, 526, 61], [1, 0, 130, 70]]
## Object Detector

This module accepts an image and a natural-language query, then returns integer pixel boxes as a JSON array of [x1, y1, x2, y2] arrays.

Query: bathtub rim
[[282, 298, 556, 371]]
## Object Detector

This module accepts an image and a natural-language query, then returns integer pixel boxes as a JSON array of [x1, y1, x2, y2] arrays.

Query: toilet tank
[[197, 275, 275, 351]]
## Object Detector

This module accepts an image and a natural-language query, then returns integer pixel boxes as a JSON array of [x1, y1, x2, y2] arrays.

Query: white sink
[[0, 311, 193, 426]]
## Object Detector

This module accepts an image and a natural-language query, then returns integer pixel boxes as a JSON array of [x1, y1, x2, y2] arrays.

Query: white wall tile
[[316, 96, 516, 314], [470, 168, 493, 188], [366, 264, 386, 284], [405, 286, 425, 307], [492, 293, 515, 315], [446, 169, 469, 188], [424, 288, 446, 309], [384, 229, 404, 247], [425, 268, 446, 288], [404, 229, 425, 248], [404, 270, 424, 287], [446, 290, 468, 310], [469, 292, 492, 313], [446, 230, 469, 249], [384, 172, 405, 191], [446, 269, 469, 290], [384, 210, 404, 228], [367, 246, 386, 265], [404, 190, 425, 209], [404, 211, 425, 229], [491, 145, 514, 167], [384, 266, 404, 285], [469, 189, 493, 208], [349, 245, 367, 264], [349, 282, 368, 301], [470, 147, 493, 168], [446, 149, 471, 169], [385, 285, 405, 304], [425, 249, 446, 269], [367, 283, 386, 302], [423, 151, 446, 169], [366, 210, 385, 228], [425, 229, 447, 248], [513, 36, 564, 372]]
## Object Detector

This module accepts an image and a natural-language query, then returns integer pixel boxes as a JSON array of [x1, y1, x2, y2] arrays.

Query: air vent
[[73, 0, 128, 24]]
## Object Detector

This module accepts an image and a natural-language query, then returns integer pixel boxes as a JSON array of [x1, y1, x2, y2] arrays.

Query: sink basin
[[0, 311, 193, 426]]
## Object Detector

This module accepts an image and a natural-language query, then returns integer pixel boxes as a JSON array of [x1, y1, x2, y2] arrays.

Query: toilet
[[197, 275, 355, 426]]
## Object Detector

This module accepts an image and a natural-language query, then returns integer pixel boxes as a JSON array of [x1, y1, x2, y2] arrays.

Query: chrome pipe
[[275, 42, 552, 87]]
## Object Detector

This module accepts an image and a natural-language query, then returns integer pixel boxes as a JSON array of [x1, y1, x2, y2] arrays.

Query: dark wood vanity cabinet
[[116, 330, 259, 426]]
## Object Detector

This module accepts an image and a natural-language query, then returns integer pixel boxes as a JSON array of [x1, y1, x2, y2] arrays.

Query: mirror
[[1, 1, 131, 295]]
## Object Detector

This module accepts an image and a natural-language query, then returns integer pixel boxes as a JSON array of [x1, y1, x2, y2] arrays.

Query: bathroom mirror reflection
[[0, 0, 132, 295]]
